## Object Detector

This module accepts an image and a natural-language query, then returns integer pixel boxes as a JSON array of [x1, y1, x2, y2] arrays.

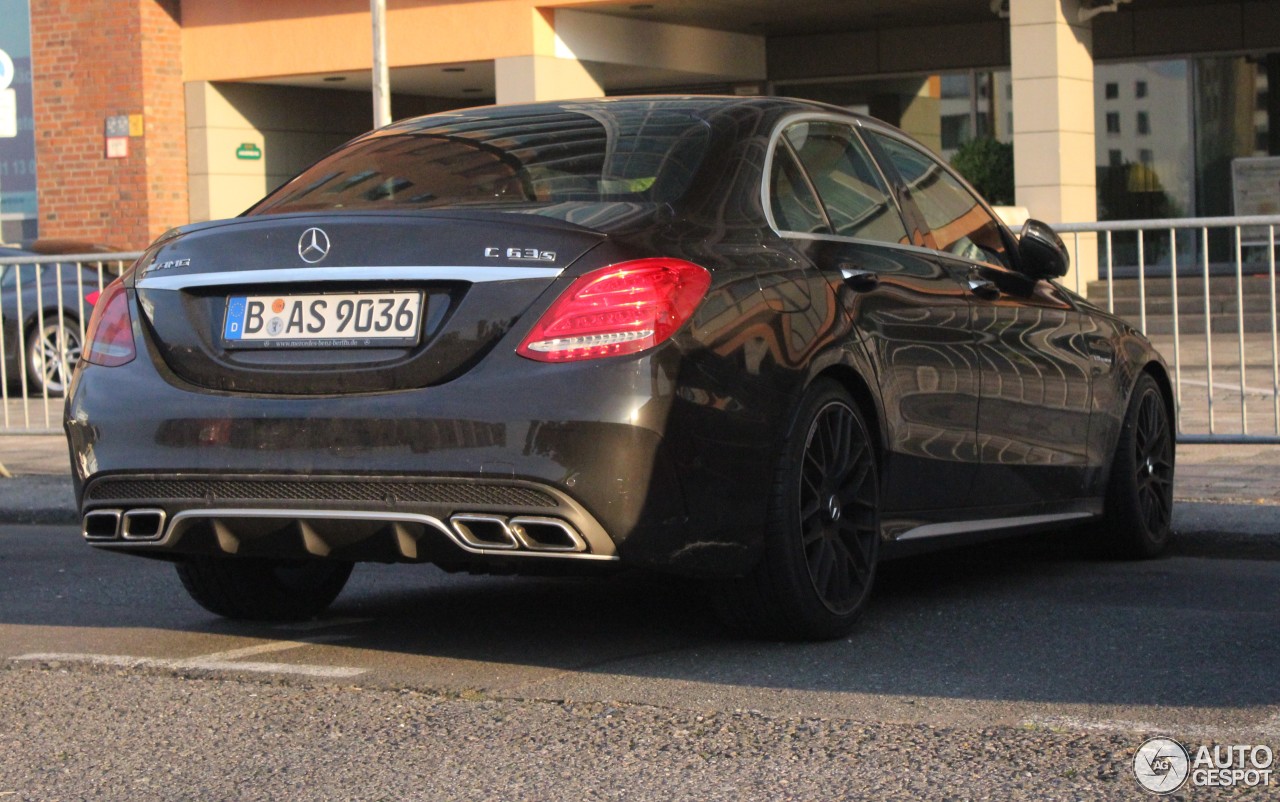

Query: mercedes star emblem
[[297, 227, 331, 263]]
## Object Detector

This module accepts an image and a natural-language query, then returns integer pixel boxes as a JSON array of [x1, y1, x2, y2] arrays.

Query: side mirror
[[1017, 219, 1069, 280]]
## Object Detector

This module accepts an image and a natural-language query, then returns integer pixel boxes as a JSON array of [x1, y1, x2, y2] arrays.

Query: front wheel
[[176, 557, 353, 621], [714, 380, 880, 640], [1100, 373, 1175, 558]]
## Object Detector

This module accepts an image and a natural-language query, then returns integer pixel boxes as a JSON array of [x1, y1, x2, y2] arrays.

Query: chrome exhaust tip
[[450, 514, 520, 550], [509, 516, 588, 553], [121, 508, 167, 541], [82, 509, 123, 541]]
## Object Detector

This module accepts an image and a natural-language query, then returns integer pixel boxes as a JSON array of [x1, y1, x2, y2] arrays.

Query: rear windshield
[[248, 102, 712, 216]]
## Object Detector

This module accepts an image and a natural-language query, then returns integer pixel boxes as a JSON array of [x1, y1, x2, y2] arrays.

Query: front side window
[[781, 121, 909, 245], [867, 132, 1010, 268]]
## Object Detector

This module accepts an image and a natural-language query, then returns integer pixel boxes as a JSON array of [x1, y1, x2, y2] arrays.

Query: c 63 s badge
[[485, 247, 557, 262]]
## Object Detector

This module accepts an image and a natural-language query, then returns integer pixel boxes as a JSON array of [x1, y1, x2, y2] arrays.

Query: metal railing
[[0, 251, 141, 435], [1056, 215, 1280, 444], [3, 218, 1280, 444]]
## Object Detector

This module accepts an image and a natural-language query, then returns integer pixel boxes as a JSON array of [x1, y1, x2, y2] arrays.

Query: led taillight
[[82, 278, 136, 367], [517, 258, 711, 362]]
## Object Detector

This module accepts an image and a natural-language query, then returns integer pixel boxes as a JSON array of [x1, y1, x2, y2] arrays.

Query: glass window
[[1136, 80, 1148, 99], [249, 101, 712, 217], [1106, 112, 1121, 134], [868, 132, 1010, 268], [1109, 149, 1124, 167], [783, 122, 909, 244], [1137, 111, 1150, 135], [769, 145, 828, 234], [1105, 82, 1119, 100]]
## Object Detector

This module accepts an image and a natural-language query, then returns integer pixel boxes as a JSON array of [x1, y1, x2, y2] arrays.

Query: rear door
[[767, 117, 980, 512]]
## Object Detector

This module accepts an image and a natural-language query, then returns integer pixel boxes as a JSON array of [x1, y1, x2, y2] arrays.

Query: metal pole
[[371, 0, 391, 128]]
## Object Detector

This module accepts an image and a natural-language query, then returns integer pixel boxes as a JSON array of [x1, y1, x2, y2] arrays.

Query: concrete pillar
[[495, 56, 602, 105], [1010, 0, 1098, 292]]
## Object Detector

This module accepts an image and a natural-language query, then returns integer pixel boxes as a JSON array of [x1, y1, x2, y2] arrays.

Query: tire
[[175, 557, 353, 621], [1100, 373, 1175, 558], [714, 380, 880, 640], [26, 317, 82, 397]]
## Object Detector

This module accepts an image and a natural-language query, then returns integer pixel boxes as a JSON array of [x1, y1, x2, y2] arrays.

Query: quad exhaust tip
[[82, 508, 168, 542], [121, 508, 167, 541], [82, 509, 122, 541], [449, 513, 587, 553]]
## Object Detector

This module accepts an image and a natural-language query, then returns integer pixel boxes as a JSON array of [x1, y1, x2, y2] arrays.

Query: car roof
[[380, 94, 882, 134]]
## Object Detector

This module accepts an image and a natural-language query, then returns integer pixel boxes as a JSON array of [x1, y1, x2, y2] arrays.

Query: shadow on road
[[3, 522, 1278, 711]]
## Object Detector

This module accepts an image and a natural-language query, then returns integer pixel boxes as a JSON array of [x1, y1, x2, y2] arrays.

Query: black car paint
[[65, 96, 1170, 578]]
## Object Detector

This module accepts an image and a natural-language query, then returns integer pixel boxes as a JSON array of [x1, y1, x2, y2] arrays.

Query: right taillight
[[517, 258, 711, 363], [82, 278, 136, 367]]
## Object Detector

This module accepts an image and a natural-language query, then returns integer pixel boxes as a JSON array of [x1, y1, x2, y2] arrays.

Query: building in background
[[5, 0, 1280, 288], [0, 0, 38, 242]]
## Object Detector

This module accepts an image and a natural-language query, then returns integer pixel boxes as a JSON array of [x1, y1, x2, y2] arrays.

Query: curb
[[0, 475, 78, 526]]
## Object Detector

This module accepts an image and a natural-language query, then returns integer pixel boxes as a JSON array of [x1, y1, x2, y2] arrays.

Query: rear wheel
[[714, 380, 880, 640], [175, 557, 353, 621], [1101, 373, 1174, 558], [26, 317, 82, 396]]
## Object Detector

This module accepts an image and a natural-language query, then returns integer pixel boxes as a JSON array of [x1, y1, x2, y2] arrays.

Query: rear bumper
[[64, 336, 727, 571], [77, 474, 618, 566]]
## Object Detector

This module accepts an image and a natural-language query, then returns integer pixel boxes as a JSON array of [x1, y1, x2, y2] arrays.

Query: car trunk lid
[[132, 211, 605, 394]]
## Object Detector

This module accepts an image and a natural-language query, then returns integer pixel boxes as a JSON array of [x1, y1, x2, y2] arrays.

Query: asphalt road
[[1, 516, 1278, 800]]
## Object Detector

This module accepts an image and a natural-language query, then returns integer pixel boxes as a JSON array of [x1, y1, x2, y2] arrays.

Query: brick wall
[[30, 0, 187, 251]]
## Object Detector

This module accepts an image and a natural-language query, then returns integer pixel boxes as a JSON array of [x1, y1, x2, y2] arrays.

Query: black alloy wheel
[[1102, 373, 1174, 557], [714, 380, 880, 640]]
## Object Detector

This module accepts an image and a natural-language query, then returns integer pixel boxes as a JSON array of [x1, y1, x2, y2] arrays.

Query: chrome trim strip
[[99, 508, 618, 561], [136, 265, 564, 290], [895, 511, 1095, 542]]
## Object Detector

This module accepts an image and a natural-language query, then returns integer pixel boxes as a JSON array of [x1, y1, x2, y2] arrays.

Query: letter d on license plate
[[223, 291, 423, 349]]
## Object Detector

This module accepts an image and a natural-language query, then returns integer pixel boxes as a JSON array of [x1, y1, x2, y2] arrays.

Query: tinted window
[[869, 132, 1010, 268], [250, 103, 711, 216], [783, 122, 908, 244], [769, 145, 828, 234]]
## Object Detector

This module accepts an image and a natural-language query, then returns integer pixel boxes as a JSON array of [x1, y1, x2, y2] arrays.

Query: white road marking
[[13, 637, 367, 679]]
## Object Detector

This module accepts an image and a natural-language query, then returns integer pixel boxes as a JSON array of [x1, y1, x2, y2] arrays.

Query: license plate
[[222, 291, 424, 349]]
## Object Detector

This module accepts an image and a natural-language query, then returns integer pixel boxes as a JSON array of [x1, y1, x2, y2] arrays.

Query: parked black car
[[65, 97, 1174, 639], [0, 242, 108, 396]]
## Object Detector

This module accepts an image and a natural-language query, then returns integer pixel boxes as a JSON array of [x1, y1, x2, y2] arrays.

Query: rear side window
[[769, 146, 828, 234], [867, 132, 1011, 268], [781, 121, 908, 245], [249, 103, 712, 216]]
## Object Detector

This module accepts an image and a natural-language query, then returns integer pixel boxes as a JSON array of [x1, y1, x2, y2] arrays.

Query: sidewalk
[[0, 436, 1277, 526]]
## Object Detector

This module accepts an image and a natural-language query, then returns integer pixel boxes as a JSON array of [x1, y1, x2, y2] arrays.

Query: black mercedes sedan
[[65, 96, 1174, 639]]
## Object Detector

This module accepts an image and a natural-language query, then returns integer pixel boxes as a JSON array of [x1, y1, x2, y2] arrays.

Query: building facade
[[4, 0, 1280, 288]]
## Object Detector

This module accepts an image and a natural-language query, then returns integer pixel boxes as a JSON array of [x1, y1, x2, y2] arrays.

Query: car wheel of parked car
[[716, 380, 880, 640], [175, 557, 354, 621], [1101, 373, 1174, 558], [26, 318, 82, 396]]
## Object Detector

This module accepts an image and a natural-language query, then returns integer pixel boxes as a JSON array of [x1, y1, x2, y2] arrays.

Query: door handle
[[967, 277, 1000, 300], [840, 268, 880, 292]]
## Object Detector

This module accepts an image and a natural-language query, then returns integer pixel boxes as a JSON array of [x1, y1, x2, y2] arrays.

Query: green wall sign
[[235, 143, 262, 160]]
